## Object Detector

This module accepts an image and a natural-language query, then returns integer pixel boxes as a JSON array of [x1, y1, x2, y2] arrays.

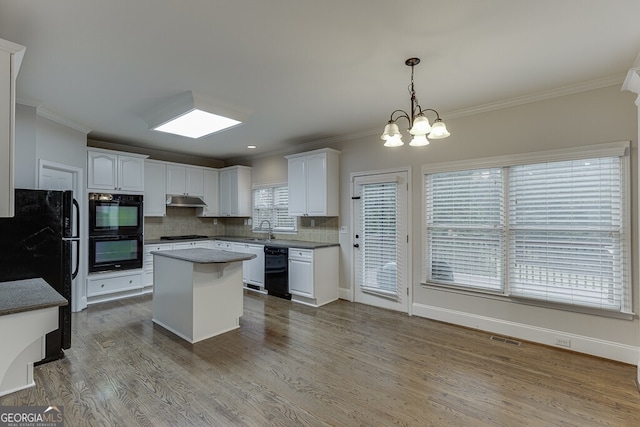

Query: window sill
[[420, 282, 636, 321]]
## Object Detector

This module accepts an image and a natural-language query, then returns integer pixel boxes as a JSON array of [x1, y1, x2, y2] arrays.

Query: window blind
[[425, 168, 505, 291], [509, 157, 627, 311], [423, 146, 630, 314], [252, 185, 296, 232], [358, 182, 402, 299]]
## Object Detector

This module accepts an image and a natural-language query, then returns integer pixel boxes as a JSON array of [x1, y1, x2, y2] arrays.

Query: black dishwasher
[[264, 246, 290, 299]]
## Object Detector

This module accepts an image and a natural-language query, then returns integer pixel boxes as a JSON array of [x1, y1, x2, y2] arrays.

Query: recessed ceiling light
[[247, 145, 257, 149], [146, 91, 247, 139]]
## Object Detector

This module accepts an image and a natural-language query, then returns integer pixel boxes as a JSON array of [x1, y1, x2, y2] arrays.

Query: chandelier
[[381, 58, 450, 147]]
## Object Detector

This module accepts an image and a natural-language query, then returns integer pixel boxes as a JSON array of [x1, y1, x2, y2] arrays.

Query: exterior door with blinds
[[353, 171, 409, 312]]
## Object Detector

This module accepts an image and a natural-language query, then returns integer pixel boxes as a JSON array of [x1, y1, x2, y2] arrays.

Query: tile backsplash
[[144, 207, 339, 243]]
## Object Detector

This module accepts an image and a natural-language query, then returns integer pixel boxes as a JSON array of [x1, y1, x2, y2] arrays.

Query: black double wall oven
[[88, 193, 143, 273]]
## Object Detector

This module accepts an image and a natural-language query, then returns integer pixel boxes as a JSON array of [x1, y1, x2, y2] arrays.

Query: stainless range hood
[[165, 195, 207, 208]]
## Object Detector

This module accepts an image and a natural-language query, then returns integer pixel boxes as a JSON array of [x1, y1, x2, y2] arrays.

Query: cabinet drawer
[[289, 248, 313, 261], [87, 272, 142, 297]]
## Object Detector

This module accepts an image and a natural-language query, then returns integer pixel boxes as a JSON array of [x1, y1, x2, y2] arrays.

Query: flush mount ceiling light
[[147, 91, 247, 139], [381, 58, 450, 147]]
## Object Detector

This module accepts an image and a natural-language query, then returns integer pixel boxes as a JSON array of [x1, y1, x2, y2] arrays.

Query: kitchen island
[[0, 278, 68, 397], [151, 248, 256, 343]]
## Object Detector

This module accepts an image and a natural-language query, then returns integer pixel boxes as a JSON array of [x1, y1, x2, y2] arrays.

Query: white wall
[[14, 105, 89, 312], [14, 104, 36, 188], [249, 84, 640, 363], [35, 115, 87, 172]]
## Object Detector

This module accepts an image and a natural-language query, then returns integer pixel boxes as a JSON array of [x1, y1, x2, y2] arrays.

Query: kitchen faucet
[[259, 220, 274, 241]]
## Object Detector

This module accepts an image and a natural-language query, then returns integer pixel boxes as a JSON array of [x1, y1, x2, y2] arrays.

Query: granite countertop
[[217, 237, 339, 249], [0, 278, 68, 316], [152, 248, 257, 264], [145, 236, 339, 249]]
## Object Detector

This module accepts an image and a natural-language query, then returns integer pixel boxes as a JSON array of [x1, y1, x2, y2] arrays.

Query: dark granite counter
[[0, 278, 68, 316], [151, 248, 256, 264], [216, 237, 339, 249]]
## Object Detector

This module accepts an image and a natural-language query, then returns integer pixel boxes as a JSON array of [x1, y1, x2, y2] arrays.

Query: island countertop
[[0, 278, 68, 316], [151, 248, 257, 264]]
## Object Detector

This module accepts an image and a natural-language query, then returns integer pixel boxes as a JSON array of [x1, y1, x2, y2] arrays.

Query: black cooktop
[[160, 235, 209, 241]]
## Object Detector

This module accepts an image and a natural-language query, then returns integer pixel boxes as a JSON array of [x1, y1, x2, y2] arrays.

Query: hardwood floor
[[2, 292, 639, 426]]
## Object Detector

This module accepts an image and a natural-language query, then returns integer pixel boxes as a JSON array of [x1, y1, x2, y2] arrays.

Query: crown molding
[[36, 106, 92, 135], [444, 73, 627, 119]]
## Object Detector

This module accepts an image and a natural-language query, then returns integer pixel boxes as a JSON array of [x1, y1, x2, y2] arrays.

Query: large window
[[423, 142, 631, 314], [252, 185, 296, 233]]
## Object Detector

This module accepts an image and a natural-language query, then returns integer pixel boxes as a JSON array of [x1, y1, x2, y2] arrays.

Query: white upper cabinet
[[286, 148, 340, 216], [197, 168, 219, 217], [87, 148, 146, 193], [144, 160, 166, 217], [166, 164, 204, 197], [219, 166, 251, 217], [0, 38, 25, 218]]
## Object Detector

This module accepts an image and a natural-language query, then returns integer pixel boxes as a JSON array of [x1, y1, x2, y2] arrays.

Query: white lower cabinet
[[86, 269, 144, 305], [233, 243, 265, 289], [288, 246, 339, 307], [143, 243, 173, 289], [289, 249, 314, 297], [216, 240, 265, 292]]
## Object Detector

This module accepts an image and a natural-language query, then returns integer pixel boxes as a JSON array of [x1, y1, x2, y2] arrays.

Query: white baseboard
[[413, 302, 639, 365], [338, 287, 353, 302]]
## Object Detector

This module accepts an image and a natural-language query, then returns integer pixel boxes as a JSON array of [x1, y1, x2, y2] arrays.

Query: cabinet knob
[[353, 244, 360, 248]]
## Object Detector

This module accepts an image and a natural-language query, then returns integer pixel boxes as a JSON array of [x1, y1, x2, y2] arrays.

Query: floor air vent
[[490, 335, 522, 346]]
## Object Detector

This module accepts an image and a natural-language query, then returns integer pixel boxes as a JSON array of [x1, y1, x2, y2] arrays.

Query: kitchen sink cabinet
[[216, 240, 264, 291], [144, 160, 166, 217], [87, 148, 147, 192], [219, 166, 252, 217], [166, 164, 204, 197], [288, 246, 338, 307], [234, 243, 265, 288], [197, 168, 219, 217], [0, 38, 25, 217], [286, 148, 340, 217]]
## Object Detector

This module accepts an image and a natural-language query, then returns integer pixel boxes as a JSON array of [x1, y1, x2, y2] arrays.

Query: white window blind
[[425, 168, 504, 291], [423, 145, 630, 314], [358, 182, 402, 299], [252, 185, 296, 232], [509, 157, 628, 311]]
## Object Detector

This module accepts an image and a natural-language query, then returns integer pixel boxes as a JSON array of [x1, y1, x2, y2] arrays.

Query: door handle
[[353, 244, 359, 248]]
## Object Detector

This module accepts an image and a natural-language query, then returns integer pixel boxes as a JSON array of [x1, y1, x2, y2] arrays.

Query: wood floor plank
[[1, 291, 638, 426]]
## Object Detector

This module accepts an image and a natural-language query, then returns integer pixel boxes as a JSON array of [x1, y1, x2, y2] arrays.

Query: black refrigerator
[[0, 189, 78, 363]]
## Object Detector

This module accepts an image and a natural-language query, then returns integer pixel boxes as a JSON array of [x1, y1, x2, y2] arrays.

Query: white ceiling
[[1, 0, 640, 162]]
